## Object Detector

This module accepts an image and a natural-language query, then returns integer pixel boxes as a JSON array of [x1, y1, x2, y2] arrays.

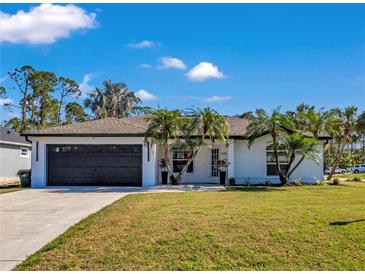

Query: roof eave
[[21, 133, 145, 137]]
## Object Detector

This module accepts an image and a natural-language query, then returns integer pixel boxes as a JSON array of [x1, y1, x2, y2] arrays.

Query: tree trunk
[[163, 143, 171, 174], [39, 97, 46, 129], [174, 148, 200, 185], [283, 152, 296, 185], [57, 94, 64, 125], [287, 155, 305, 180], [327, 130, 349, 180], [272, 134, 286, 185], [20, 98, 27, 133]]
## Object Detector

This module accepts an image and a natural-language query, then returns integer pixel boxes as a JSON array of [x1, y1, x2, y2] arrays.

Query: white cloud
[[135, 89, 157, 101], [0, 98, 13, 106], [0, 4, 97, 45], [78, 73, 94, 98], [140, 63, 151, 69], [203, 96, 232, 103], [187, 62, 225, 82], [0, 75, 8, 83], [158, 57, 186, 70], [128, 40, 159, 49]]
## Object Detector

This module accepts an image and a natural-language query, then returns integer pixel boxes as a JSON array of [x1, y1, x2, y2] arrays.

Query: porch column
[[227, 139, 235, 180]]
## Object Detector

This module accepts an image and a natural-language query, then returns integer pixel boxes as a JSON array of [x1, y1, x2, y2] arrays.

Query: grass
[[336, 173, 365, 181], [0, 183, 24, 194], [16, 182, 365, 271]]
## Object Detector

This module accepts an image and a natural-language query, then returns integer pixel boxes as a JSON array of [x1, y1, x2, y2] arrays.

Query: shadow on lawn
[[226, 186, 287, 192], [330, 219, 365, 226]]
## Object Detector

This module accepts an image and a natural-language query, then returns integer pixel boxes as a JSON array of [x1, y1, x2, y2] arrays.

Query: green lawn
[[336, 173, 365, 181], [16, 183, 365, 271], [0, 186, 24, 194]]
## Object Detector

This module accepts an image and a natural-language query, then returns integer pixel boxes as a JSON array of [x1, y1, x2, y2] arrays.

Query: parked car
[[325, 167, 347, 174], [351, 164, 365, 174]]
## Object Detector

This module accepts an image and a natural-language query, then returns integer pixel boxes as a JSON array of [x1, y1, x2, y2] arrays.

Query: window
[[266, 144, 288, 176], [173, 148, 193, 173], [211, 148, 219, 177], [20, 147, 29, 158]]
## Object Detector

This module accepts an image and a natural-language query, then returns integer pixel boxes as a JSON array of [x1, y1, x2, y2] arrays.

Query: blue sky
[[1, 4, 364, 120]]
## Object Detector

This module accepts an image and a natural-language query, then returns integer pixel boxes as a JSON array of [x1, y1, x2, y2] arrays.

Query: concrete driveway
[[0, 188, 139, 270], [0, 184, 225, 270]]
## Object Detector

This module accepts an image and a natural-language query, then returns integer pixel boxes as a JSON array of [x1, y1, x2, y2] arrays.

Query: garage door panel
[[47, 144, 142, 186]]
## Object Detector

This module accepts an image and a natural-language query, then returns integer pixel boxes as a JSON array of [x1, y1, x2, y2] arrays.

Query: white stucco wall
[[29, 134, 325, 187], [234, 134, 325, 184], [156, 143, 229, 184], [30, 136, 157, 188]]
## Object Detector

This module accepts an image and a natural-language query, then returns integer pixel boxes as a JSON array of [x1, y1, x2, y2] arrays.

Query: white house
[[23, 116, 330, 188], [0, 127, 31, 184]]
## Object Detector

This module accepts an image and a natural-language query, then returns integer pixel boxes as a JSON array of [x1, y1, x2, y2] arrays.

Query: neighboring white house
[[23, 116, 330, 188], [0, 127, 31, 184]]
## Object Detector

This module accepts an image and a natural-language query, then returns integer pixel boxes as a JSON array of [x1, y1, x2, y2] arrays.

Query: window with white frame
[[172, 148, 193, 173], [266, 144, 288, 176], [20, 147, 29, 158], [211, 148, 219, 177]]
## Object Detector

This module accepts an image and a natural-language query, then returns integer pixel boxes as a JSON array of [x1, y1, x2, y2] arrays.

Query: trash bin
[[17, 169, 31, 187]]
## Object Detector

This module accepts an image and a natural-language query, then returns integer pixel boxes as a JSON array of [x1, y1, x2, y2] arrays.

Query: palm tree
[[356, 111, 365, 157], [84, 80, 141, 119], [280, 132, 319, 183], [84, 87, 107, 119], [292, 104, 332, 139], [144, 108, 184, 176], [242, 107, 295, 185], [172, 107, 229, 184], [326, 106, 358, 180]]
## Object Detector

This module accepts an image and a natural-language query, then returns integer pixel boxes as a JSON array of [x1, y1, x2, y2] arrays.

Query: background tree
[[56, 77, 81, 125], [326, 106, 358, 180], [2, 117, 22, 132], [65, 102, 88, 124], [28, 71, 58, 129], [84, 80, 141, 119], [84, 87, 107, 119], [0, 86, 12, 111], [0, 86, 6, 99], [8, 66, 35, 132], [242, 107, 295, 185], [356, 111, 365, 156]]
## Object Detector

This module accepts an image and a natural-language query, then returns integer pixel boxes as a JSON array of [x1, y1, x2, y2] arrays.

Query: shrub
[[228, 177, 236, 186], [293, 177, 302, 186], [313, 177, 323, 186], [332, 178, 340, 185]]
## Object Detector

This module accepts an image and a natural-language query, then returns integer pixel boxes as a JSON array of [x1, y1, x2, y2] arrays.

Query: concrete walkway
[[0, 185, 225, 270]]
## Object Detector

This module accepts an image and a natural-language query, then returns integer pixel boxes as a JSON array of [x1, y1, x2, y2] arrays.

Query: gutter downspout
[[25, 135, 32, 144]]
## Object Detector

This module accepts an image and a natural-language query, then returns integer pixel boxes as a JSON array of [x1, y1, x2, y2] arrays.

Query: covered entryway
[[47, 144, 142, 186]]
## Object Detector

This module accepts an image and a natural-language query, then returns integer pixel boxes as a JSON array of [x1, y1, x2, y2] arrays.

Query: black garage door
[[47, 144, 142, 186]]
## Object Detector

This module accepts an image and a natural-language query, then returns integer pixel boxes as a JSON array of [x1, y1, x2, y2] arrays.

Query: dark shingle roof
[[23, 116, 250, 137], [0, 127, 30, 145], [22, 116, 331, 139]]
